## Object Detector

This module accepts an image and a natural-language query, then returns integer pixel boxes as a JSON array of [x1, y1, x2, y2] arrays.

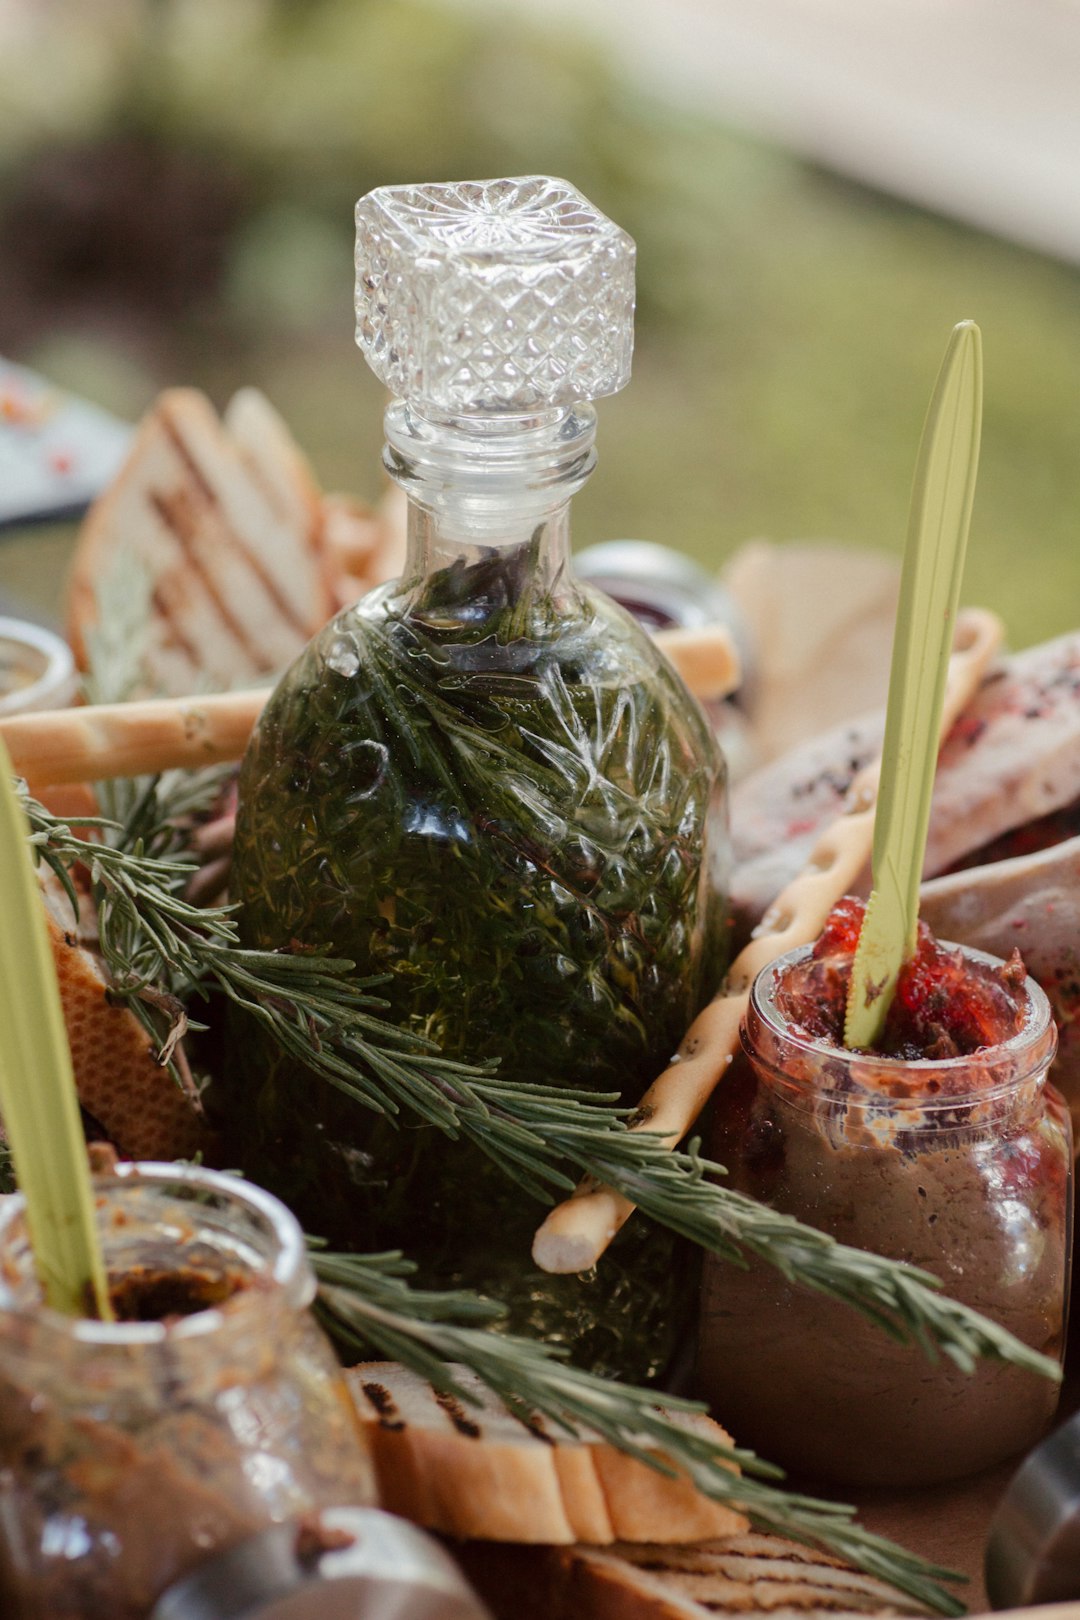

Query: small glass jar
[[0, 1164, 374, 1620], [0, 616, 77, 717], [698, 944, 1072, 1488]]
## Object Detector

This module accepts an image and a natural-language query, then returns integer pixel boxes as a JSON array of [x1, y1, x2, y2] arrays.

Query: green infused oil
[[221, 178, 730, 1380]]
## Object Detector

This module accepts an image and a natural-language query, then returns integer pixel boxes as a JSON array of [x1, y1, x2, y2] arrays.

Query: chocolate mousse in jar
[[698, 898, 1072, 1488], [0, 1164, 374, 1620]]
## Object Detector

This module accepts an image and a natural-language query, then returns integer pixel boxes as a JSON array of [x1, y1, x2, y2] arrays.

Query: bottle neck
[[383, 400, 595, 594]]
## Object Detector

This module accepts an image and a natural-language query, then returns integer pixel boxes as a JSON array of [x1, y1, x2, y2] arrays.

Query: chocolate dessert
[[698, 901, 1071, 1488]]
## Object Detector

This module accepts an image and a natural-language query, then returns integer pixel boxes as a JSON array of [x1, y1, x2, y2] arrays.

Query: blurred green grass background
[[2, 0, 1079, 648]]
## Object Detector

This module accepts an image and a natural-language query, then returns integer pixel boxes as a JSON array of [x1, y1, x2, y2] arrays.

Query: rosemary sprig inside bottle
[[313, 1247, 965, 1617], [20, 783, 1059, 1382]]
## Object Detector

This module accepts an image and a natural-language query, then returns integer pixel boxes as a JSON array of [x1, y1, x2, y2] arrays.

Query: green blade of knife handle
[[844, 322, 983, 1050], [0, 743, 111, 1318]]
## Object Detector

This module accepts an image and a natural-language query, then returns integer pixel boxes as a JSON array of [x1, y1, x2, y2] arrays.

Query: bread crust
[[39, 872, 209, 1161]]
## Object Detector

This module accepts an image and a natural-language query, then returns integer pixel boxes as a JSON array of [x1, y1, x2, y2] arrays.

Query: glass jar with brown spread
[[699, 937, 1072, 1488], [0, 1165, 374, 1620]]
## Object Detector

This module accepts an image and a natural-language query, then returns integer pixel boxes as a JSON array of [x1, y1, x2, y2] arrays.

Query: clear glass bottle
[[0, 1164, 374, 1620], [223, 177, 730, 1380], [699, 943, 1072, 1486], [573, 540, 757, 778]]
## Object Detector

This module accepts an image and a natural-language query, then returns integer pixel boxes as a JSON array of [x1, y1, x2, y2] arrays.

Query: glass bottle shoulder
[[236, 558, 729, 1009], [263, 566, 722, 774]]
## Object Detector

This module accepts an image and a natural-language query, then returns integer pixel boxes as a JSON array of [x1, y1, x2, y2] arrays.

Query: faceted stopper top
[[354, 175, 634, 415]]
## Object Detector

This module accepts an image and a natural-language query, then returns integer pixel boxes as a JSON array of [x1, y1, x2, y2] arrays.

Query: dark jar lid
[[574, 539, 754, 687]]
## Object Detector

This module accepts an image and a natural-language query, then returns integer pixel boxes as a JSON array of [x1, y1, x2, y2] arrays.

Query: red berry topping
[[776, 897, 1027, 1066]]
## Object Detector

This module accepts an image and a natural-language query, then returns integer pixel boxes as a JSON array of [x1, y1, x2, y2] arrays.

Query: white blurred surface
[[447, 0, 1080, 262], [0, 358, 132, 528]]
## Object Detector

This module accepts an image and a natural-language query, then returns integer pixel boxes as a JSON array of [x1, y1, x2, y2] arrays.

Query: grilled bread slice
[[347, 1362, 747, 1548], [455, 1533, 931, 1620], [67, 388, 341, 696]]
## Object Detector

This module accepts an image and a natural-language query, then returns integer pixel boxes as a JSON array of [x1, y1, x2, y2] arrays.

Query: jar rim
[[0, 1162, 311, 1347], [0, 614, 78, 718], [745, 939, 1057, 1108]]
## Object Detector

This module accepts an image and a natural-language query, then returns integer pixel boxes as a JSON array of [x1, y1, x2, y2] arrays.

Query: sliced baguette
[[454, 1533, 931, 1619], [731, 631, 1080, 934], [347, 1362, 747, 1548], [222, 385, 325, 545]]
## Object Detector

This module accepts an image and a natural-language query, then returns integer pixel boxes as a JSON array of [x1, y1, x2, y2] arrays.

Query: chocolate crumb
[[88, 1142, 120, 1177], [295, 1512, 356, 1566]]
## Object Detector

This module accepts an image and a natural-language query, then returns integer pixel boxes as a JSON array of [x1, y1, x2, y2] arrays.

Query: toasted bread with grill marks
[[455, 1533, 931, 1620], [347, 1362, 747, 1548], [67, 388, 342, 696]]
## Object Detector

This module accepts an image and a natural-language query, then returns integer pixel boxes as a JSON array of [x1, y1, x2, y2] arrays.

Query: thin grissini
[[0, 624, 740, 788], [532, 607, 1003, 1277]]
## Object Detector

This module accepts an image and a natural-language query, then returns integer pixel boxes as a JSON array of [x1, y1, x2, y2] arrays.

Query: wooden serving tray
[[971, 1610, 1077, 1620], [851, 1461, 1018, 1614], [821, 1332, 1080, 1614]]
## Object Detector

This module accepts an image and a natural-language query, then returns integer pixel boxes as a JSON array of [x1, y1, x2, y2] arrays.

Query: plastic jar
[[698, 943, 1072, 1487], [0, 1164, 374, 1620]]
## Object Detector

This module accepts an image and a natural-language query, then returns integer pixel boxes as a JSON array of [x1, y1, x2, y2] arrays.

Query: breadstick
[[0, 625, 739, 787], [0, 690, 268, 788], [652, 624, 741, 700], [532, 607, 1004, 1276]]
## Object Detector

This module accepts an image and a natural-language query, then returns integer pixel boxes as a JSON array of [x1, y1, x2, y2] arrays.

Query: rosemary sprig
[[83, 551, 155, 830], [20, 784, 1059, 1381], [82, 551, 154, 712], [314, 1248, 964, 1616], [107, 763, 235, 863]]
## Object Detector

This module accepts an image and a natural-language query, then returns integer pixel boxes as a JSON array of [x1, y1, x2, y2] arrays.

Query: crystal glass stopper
[[354, 175, 634, 415]]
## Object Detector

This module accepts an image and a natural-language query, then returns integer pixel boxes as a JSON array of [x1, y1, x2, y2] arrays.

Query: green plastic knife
[[0, 741, 111, 1317], [844, 321, 983, 1050]]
